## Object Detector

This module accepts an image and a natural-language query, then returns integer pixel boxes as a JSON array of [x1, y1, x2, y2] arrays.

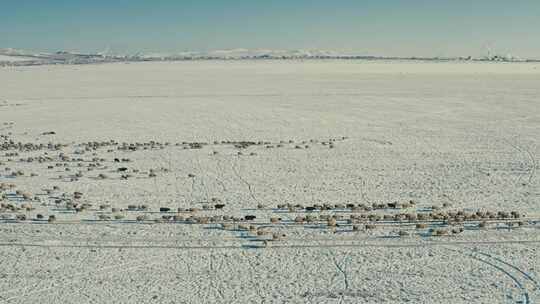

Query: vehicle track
[[231, 155, 259, 205], [330, 252, 351, 304], [209, 252, 226, 302], [1, 239, 539, 250], [332, 254, 350, 290], [447, 247, 537, 304], [474, 251, 540, 292], [0, 256, 157, 303], [502, 138, 536, 186], [213, 156, 227, 193]]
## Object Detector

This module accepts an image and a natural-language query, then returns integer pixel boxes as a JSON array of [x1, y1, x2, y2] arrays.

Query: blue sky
[[1, 0, 539, 58]]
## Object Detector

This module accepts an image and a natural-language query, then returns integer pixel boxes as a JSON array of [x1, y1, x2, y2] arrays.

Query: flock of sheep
[[0, 128, 535, 248]]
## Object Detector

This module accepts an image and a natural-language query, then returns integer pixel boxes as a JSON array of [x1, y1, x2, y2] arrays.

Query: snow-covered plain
[[0, 61, 539, 303]]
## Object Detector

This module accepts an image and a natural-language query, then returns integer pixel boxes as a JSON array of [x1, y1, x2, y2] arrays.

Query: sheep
[[305, 215, 317, 223], [327, 218, 337, 227], [257, 229, 267, 236], [401, 202, 411, 209], [405, 213, 417, 221], [368, 214, 382, 222], [433, 229, 448, 236], [451, 228, 464, 234], [221, 223, 233, 230], [272, 233, 285, 241], [98, 214, 110, 221], [387, 202, 400, 209], [417, 214, 428, 221], [21, 203, 33, 211], [294, 216, 305, 224], [319, 204, 330, 210], [136, 214, 147, 222], [173, 215, 185, 222], [196, 217, 209, 224], [237, 224, 250, 231], [398, 230, 409, 237], [498, 211, 510, 219], [415, 223, 428, 229]]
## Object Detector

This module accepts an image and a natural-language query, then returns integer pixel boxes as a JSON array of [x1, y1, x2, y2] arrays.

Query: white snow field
[[0, 60, 539, 303]]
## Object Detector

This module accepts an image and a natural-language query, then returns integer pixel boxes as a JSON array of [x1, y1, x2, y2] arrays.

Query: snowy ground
[[0, 60, 539, 303]]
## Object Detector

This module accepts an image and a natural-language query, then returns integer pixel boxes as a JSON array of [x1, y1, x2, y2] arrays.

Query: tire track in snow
[[231, 155, 259, 205], [447, 247, 536, 304], [502, 138, 536, 186]]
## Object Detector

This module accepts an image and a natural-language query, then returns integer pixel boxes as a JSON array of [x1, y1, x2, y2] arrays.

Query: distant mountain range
[[0, 48, 536, 66]]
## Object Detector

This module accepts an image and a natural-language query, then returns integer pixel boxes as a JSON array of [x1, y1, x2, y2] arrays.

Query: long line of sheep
[[2, 181, 533, 246]]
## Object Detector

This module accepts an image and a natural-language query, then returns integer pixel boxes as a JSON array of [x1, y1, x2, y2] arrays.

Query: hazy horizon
[[2, 0, 540, 59]]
